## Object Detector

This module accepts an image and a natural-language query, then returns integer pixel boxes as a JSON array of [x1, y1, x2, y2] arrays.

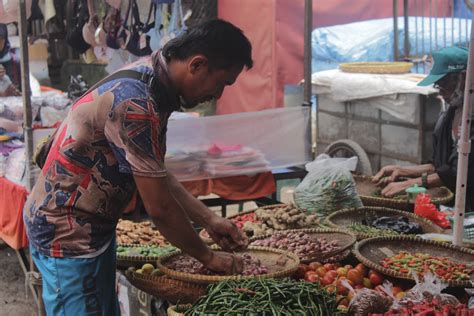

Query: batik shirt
[[24, 53, 180, 257]]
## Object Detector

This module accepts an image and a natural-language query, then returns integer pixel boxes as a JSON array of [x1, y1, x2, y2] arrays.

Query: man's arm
[[134, 174, 243, 274], [166, 172, 248, 250]]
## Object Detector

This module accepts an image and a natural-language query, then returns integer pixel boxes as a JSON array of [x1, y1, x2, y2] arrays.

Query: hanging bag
[[66, 0, 90, 54], [125, 0, 154, 56]]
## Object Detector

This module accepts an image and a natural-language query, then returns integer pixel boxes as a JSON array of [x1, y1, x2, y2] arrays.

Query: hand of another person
[[373, 165, 402, 187], [200, 250, 244, 275], [381, 180, 413, 197], [206, 216, 249, 252]]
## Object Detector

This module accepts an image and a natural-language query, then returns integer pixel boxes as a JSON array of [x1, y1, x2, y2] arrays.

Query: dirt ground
[[0, 243, 36, 316]]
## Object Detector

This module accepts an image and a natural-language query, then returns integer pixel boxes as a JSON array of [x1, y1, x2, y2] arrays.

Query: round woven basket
[[325, 206, 443, 240], [116, 244, 178, 269], [199, 204, 290, 244], [354, 175, 454, 212], [249, 228, 356, 264], [339, 62, 413, 74], [124, 270, 207, 304], [353, 235, 474, 287], [156, 246, 300, 285], [167, 305, 191, 316]]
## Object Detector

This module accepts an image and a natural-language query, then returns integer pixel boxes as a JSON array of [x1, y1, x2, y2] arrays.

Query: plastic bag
[[294, 154, 362, 217], [342, 279, 392, 316], [398, 272, 459, 307]]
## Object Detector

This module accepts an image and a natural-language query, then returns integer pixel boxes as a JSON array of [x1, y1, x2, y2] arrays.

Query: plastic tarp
[[312, 17, 472, 71], [165, 107, 311, 181]]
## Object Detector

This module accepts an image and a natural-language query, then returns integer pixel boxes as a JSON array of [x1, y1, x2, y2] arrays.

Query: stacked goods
[[242, 205, 319, 237], [164, 254, 268, 276], [185, 278, 342, 315], [116, 245, 177, 258], [116, 219, 168, 246], [251, 231, 339, 261], [372, 302, 474, 316], [380, 252, 473, 282]]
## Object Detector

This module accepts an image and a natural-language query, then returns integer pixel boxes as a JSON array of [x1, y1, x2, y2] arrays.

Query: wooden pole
[[453, 15, 474, 246]]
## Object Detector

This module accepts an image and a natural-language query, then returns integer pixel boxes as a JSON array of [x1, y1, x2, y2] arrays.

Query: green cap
[[418, 46, 468, 86], [405, 184, 427, 194]]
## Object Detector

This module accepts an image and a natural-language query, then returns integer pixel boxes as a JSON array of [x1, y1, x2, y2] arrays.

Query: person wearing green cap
[[373, 46, 474, 212]]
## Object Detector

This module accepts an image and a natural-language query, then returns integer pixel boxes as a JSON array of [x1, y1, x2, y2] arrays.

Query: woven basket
[[325, 206, 443, 240], [353, 235, 474, 287], [116, 244, 178, 269], [156, 246, 299, 285], [199, 204, 291, 244], [354, 175, 454, 212], [124, 270, 206, 304], [339, 62, 413, 74], [249, 228, 356, 264], [167, 305, 191, 316]]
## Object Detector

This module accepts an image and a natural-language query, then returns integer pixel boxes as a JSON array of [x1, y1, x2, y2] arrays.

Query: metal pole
[[303, 0, 313, 157], [404, 0, 410, 59], [394, 0, 399, 61], [19, 0, 34, 191], [453, 15, 474, 246], [19, 1, 45, 315]]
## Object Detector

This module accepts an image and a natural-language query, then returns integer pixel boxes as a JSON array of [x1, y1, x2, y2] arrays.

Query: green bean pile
[[185, 278, 343, 315]]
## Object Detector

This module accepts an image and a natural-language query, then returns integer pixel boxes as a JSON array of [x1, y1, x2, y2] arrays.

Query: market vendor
[[373, 46, 474, 212], [23, 19, 252, 315]]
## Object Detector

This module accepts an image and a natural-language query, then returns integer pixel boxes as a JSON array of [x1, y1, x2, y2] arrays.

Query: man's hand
[[200, 250, 244, 275], [381, 179, 414, 197], [373, 165, 402, 187], [206, 216, 248, 252]]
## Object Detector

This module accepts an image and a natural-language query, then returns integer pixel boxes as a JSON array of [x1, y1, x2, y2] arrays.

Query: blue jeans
[[30, 240, 119, 316]]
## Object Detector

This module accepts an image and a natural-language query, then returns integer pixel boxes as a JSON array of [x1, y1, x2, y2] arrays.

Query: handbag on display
[[104, 6, 124, 49], [125, 0, 154, 56], [66, 0, 90, 54]]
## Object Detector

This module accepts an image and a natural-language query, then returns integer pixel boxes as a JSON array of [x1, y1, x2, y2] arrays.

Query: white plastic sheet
[[166, 107, 311, 181]]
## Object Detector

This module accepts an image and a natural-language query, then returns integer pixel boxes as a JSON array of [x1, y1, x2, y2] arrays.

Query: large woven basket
[[249, 228, 356, 264], [339, 62, 413, 74], [124, 270, 206, 304], [353, 235, 474, 287], [156, 246, 299, 285], [199, 204, 300, 244], [354, 175, 454, 211], [325, 206, 443, 240]]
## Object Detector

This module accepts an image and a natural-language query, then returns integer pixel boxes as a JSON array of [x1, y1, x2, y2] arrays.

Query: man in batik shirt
[[24, 19, 252, 315]]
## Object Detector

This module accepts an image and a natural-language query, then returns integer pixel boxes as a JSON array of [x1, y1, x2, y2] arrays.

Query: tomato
[[338, 298, 350, 307], [321, 276, 334, 286], [344, 264, 353, 271], [335, 279, 349, 295], [391, 286, 402, 295], [316, 267, 327, 277], [323, 263, 335, 271], [336, 267, 348, 277], [304, 271, 317, 281], [347, 269, 364, 285], [369, 272, 383, 286], [306, 273, 320, 283], [294, 264, 308, 279], [308, 262, 322, 271], [326, 270, 338, 280], [362, 277, 373, 289], [355, 263, 368, 276]]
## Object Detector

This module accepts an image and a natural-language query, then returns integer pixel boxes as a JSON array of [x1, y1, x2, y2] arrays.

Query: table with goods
[[114, 174, 474, 315]]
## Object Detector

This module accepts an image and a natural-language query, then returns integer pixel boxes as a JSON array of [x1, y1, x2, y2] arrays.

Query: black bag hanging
[[66, 0, 91, 54], [125, 0, 154, 56]]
